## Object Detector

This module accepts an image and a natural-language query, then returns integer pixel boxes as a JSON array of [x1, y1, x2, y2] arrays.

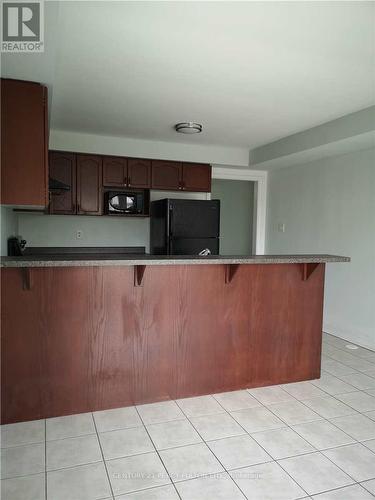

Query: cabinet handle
[[128, 178, 131, 186], [124, 176, 128, 185]]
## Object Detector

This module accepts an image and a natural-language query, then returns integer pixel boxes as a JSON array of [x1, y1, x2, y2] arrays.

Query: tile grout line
[[255, 383, 375, 491], [1, 439, 46, 450], [256, 400, 363, 493], [258, 393, 362, 450], [260, 384, 375, 483], [209, 395, 312, 498], [296, 393, 375, 440], [8, 392, 371, 494], [322, 364, 375, 386], [290, 381, 375, 440], [266, 363, 375, 423], [39, 388, 375, 497], [44, 419, 47, 500], [323, 332, 375, 352], [134, 405, 183, 500], [41, 458, 105, 475], [322, 349, 375, 374], [244, 383, 374, 486], [322, 349, 375, 367], [322, 333, 375, 358], [91, 412, 116, 500], [359, 480, 375, 498], [174, 398, 251, 500], [317, 358, 375, 390]]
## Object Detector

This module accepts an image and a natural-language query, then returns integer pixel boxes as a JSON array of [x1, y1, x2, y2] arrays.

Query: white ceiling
[[2, 1, 375, 149]]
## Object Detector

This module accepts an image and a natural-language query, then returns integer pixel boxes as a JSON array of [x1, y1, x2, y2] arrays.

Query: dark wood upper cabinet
[[151, 160, 211, 192], [103, 156, 127, 187], [48, 150, 211, 217], [151, 160, 182, 190], [76, 154, 102, 215], [182, 163, 212, 192], [49, 152, 76, 214], [1, 79, 48, 207], [128, 158, 151, 188], [103, 157, 150, 189]]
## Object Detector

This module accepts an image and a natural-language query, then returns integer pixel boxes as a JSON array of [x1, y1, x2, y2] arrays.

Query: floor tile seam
[[134, 404, 183, 500], [252, 395, 366, 493], [203, 389, 311, 499], [174, 396, 251, 499], [322, 351, 375, 373], [292, 394, 374, 444], [314, 369, 375, 391], [359, 480, 375, 498], [322, 336, 375, 358], [91, 412, 116, 499]]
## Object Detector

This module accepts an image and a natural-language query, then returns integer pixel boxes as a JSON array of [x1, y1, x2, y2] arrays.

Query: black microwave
[[105, 191, 145, 215]]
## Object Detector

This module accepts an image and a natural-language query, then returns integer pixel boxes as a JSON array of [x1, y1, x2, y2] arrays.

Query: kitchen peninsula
[[1, 254, 349, 424]]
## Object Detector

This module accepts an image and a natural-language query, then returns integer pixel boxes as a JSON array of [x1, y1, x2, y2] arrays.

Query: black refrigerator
[[150, 199, 220, 255]]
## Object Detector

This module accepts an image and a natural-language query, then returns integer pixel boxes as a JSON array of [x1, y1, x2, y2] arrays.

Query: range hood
[[49, 178, 70, 192]]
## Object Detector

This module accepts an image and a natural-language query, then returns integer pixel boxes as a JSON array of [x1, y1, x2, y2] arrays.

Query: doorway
[[211, 179, 255, 255]]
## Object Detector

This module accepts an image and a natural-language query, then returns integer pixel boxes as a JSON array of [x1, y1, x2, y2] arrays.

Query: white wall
[[266, 147, 375, 350], [50, 130, 249, 167], [0, 207, 19, 256], [14, 191, 206, 254], [17, 214, 150, 250]]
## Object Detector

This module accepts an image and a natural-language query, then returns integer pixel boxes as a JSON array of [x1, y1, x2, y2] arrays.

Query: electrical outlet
[[76, 230, 83, 239], [278, 223, 286, 233]]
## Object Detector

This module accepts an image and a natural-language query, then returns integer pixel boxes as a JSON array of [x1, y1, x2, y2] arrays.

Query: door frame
[[210, 167, 267, 255]]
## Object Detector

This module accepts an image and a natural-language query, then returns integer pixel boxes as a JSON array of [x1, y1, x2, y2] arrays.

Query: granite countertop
[[0, 254, 350, 268]]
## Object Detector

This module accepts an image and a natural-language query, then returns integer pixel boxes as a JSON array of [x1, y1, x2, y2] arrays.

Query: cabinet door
[[49, 152, 77, 214], [128, 158, 151, 188], [1, 79, 48, 206], [182, 163, 212, 192], [151, 160, 182, 190], [103, 156, 127, 187], [76, 155, 102, 215]]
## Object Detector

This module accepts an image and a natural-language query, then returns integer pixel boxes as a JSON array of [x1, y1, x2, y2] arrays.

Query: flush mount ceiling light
[[175, 122, 202, 134]]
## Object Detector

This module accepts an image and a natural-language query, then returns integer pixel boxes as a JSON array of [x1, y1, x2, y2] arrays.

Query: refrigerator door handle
[[168, 206, 173, 254], [199, 248, 211, 256], [169, 206, 173, 237]]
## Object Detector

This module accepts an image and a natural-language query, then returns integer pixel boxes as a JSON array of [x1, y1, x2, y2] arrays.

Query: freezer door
[[169, 200, 220, 238], [169, 238, 219, 255]]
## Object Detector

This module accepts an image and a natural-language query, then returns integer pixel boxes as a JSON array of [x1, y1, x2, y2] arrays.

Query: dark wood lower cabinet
[[1, 264, 324, 423]]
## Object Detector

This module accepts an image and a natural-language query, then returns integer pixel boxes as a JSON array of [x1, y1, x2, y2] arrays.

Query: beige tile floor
[[1, 333, 375, 500]]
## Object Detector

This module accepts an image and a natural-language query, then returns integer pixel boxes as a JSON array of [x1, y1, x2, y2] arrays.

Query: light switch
[[278, 223, 286, 233]]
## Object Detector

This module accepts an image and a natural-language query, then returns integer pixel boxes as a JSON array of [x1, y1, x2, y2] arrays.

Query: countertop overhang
[[1, 254, 350, 268]]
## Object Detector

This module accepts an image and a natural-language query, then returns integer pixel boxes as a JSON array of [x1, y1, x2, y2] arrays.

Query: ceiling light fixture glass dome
[[175, 122, 202, 134]]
